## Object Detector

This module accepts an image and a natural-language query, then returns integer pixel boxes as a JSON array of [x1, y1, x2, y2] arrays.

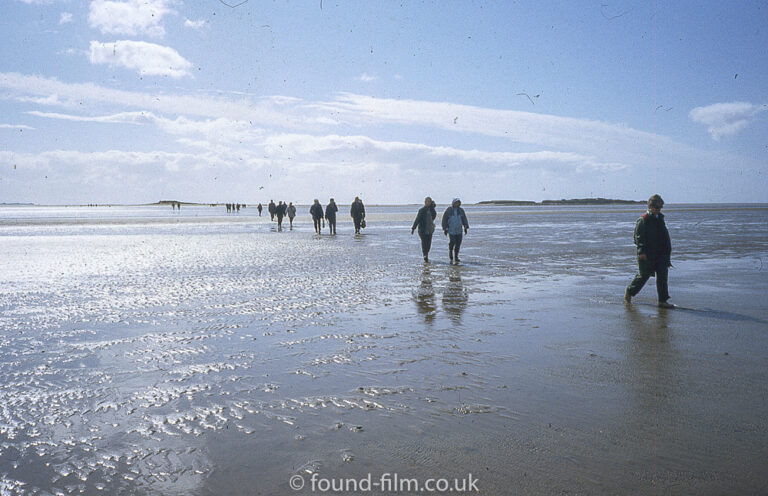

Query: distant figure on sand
[[625, 194, 675, 308], [268, 200, 276, 221], [441, 198, 469, 263], [287, 202, 297, 230], [310, 199, 324, 234], [276, 201, 287, 230], [257, 203, 263, 216], [350, 196, 366, 234], [411, 197, 437, 262], [325, 198, 338, 235]]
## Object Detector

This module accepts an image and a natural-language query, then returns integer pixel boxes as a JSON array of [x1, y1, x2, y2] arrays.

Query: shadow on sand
[[673, 306, 767, 324], [631, 301, 766, 324]]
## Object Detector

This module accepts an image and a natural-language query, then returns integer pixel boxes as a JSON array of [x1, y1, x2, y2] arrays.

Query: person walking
[[325, 198, 338, 235], [276, 201, 287, 230], [411, 197, 437, 262], [624, 194, 675, 308], [350, 196, 366, 234], [310, 199, 324, 234], [286, 202, 297, 230], [268, 200, 276, 221], [257, 203, 263, 216], [441, 198, 469, 263]]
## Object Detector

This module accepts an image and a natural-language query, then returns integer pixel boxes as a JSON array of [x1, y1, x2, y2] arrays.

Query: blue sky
[[1, 0, 766, 204]]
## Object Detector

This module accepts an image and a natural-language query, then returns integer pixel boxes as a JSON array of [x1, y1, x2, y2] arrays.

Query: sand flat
[[1, 204, 766, 494]]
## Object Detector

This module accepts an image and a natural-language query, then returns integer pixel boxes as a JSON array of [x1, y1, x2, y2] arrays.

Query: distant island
[[146, 200, 200, 206], [478, 198, 645, 206]]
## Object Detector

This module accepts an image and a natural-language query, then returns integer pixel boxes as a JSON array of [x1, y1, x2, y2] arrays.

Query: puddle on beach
[[1, 205, 767, 494]]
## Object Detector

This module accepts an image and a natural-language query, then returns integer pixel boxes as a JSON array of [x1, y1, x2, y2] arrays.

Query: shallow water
[[1, 204, 767, 495]]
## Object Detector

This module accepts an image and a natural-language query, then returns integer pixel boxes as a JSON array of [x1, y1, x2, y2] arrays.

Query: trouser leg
[[420, 233, 432, 256], [449, 234, 463, 258], [627, 258, 653, 297], [353, 218, 361, 232], [655, 261, 670, 302]]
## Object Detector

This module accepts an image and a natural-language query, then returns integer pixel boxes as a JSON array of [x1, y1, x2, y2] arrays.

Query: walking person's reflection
[[624, 306, 674, 416], [414, 265, 437, 323], [442, 268, 468, 323]]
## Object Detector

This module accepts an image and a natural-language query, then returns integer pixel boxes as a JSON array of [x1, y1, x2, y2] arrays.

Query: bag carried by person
[[361, 219, 366, 229]]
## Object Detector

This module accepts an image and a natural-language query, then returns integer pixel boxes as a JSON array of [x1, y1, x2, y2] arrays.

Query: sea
[[1, 203, 767, 495]]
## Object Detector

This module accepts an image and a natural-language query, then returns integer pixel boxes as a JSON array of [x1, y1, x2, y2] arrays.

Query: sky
[[1, 0, 767, 205]]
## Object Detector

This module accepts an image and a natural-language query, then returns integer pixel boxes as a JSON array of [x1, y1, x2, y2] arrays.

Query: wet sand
[[1, 204, 767, 495]]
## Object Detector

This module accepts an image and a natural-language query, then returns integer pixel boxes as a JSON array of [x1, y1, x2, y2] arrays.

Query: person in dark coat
[[441, 198, 469, 263], [350, 196, 366, 234], [275, 201, 287, 230], [257, 203, 263, 216], [325, 198, 338, 235], [411, 196, 437, 262], [309, 199, 324, 234], [625, 194, 675, 308], [268, 200, 276, 221]]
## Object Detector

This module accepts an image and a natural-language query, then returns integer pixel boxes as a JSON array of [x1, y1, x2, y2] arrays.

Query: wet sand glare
[[1, 204, 767, 495]]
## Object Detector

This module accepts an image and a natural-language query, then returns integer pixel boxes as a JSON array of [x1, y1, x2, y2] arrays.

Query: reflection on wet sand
[[1, 204, 767, 494], [624, 305, 673, 413], [441, 268, 468, 324], [414, 265, 436, 323]]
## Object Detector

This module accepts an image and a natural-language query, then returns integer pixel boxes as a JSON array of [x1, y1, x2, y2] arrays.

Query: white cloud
[[88, 0, 174, 38], [689, 102, 766, 141], [184, 18, 206, 30], [0, 73, 330, 128], [311, 93, 697, 168], [357, 73, 377, 82], [16, 93, 74, 107], [28, 110, 265, 144], [23, 107, 625, 174], [59, 12, 73, 24], [0, 124, 35, 130], [89, 40, 193, 78], [26, 110, 157, 125], [1, 72, 702, 184], [259, 133, 624, 171]]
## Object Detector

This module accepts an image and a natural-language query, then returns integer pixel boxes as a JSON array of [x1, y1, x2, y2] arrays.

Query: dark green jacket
[[634, 212, 671, 262], [412, 205, 437, 236]]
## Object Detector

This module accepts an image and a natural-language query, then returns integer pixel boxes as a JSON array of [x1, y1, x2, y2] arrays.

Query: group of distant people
[[228, 193, 674, 308], [258, 200, 297, 231], [410, 194, 675, 308], [308, 196, 366, 235], [225, 203, 245, 213]]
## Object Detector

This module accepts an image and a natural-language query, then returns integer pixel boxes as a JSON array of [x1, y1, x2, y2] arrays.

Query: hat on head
[[452, 197, 461, 204]]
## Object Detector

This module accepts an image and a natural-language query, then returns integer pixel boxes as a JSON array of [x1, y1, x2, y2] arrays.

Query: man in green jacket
[[625, 194, 675, 308]]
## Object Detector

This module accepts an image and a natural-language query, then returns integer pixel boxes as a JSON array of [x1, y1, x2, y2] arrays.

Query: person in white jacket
[[440, 198, 469, 263], [286, 202, 297, 230]]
